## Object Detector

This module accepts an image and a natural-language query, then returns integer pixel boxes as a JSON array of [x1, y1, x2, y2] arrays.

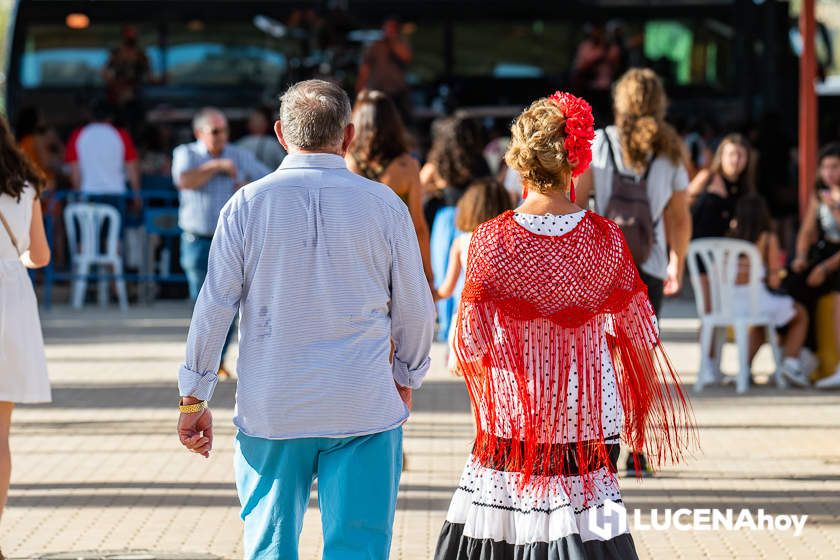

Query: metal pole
[[799, 0, 818, 220]]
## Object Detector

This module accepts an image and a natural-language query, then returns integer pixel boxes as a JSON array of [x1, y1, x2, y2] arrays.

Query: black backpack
[[602, 135, 656, 264]]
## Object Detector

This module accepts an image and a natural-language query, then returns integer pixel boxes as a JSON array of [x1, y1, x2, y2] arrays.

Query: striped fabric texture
[[178, 153, 436, 440]]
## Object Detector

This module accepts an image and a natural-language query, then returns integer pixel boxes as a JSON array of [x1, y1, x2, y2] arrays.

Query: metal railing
[[38, 186, 188, 309]]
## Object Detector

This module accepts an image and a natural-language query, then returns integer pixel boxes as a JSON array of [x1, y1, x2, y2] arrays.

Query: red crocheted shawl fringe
[[453, 211, 696, 503]]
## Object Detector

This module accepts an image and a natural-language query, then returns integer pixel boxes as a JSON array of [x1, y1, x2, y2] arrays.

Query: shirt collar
[[279, 152, 347, 170]]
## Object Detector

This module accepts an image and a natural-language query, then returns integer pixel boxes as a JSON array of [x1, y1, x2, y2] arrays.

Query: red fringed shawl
[[454, 210, 695, 502]]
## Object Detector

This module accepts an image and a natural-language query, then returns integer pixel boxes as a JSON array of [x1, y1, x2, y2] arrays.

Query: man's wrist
[[180, 396, 204, 405], [179, 397, 208, 414]]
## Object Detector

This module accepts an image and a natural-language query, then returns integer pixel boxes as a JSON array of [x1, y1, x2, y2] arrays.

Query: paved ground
[[1, 298, 839, 559]]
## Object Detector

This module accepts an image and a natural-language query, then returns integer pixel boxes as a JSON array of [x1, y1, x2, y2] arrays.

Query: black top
[[423, 186, 464, 232], [691, 177, 745, 239]]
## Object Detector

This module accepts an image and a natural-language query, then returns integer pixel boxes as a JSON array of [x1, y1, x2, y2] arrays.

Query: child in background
[[731, 194, 815, 386], [437, 178, 512, 372]]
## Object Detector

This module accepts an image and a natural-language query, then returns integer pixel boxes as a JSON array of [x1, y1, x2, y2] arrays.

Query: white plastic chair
[[64, 203, 128, 310], [687, 238, 783, 393]]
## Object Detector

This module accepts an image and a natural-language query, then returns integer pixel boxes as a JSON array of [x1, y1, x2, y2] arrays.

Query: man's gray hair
[[279, 80, 352, 150], [192, 107, 226, 131]]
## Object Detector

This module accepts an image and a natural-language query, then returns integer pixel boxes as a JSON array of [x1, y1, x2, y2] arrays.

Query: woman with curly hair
[[577, 68, 691, 476], [578, 68, 691, 317], [0, 113, 52, 558], [434, 92, 694, 560], [421, 116, 491, 340], [346, 90, 433, 284], [421, 115, 491, 230]]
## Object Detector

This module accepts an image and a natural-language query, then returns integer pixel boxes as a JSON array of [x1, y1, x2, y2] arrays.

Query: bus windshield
[[20, 21, 297, 88]]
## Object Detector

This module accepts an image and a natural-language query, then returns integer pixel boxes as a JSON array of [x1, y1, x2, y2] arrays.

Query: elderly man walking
[[172, 107, 270, 378], [176, 80, 435, 559]]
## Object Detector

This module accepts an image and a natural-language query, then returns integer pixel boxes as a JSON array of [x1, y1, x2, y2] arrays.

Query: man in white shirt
[[176, 80, 434, 559], [66, 101, 142, 212]]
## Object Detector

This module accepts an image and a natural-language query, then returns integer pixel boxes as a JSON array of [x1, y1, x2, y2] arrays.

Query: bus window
[[453, 21, 576, 78], [165, 22, 298, 87], [404, 22, 444, 85], [643, 19, 734, 89], [20, 24, 161, 88]]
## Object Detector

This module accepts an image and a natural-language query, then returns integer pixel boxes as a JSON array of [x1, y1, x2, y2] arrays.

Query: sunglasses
[[205, 127, 228, 136]]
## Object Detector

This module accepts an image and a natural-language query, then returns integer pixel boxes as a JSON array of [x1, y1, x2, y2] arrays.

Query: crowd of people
[[1, 43, 840, 557], [169, 79, 693, 560]]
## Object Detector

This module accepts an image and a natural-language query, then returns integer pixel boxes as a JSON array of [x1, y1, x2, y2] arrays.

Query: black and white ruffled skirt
[[434, 450, 638, 560]]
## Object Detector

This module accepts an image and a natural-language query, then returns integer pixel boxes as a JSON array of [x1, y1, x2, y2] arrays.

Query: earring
[[569, 183, 576, 203], [521, 186, 528, 200]]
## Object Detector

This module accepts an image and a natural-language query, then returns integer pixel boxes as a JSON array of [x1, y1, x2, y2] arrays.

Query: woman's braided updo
[[505, 98, 573, 194]]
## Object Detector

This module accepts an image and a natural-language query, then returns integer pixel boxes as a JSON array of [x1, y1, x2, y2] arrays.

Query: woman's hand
[[663, 260, 684, 296], [791, 256, 808, 274], [807, 263, 828, 287]]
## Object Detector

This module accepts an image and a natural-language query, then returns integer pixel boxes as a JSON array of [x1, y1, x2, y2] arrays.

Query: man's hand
[[215, 159, 238, 178], [395, 381, 412, 411], [178, 405, 213, 458]]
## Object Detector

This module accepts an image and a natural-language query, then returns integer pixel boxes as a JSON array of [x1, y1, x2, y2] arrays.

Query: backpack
[[602, 134, 656, 264]]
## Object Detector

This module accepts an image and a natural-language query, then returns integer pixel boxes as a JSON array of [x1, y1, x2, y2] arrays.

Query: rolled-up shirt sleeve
[[171, 144, 193, 188], [178, 195, 246, 401], [389, 207, 435, 389]]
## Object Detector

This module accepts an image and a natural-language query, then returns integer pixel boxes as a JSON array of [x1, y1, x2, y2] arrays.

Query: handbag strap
[[0, 208, 21, 257]]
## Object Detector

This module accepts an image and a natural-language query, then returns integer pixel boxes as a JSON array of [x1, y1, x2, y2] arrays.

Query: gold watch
[[178, 399, 208, 414]]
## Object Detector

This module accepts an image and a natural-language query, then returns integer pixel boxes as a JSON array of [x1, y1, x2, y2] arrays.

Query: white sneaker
[[815, 366, 840, 389], [780, 359, 810, 388], [799, 349, 819, 379]]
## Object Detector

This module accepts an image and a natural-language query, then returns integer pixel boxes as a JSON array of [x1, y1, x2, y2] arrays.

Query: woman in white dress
[[0, 114, 51, 554]]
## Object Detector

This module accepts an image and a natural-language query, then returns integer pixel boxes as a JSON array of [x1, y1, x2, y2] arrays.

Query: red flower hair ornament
[[548, 91, 595, 202]]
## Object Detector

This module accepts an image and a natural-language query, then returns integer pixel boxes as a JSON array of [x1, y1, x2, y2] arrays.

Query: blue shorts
[[234, 427, 403, 560]]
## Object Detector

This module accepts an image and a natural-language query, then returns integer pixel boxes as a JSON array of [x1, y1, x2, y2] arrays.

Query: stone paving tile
[[0, 301, 838, 559]]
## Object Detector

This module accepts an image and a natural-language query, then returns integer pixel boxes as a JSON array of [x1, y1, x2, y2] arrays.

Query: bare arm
[[389, 38, 413, 64], [419, 162, 444, 195], [663, 189, 692, 295], [686, 169, 711, 204], [436, 237, 463, 300], [794, 196, 819, 264], [21, 199, 50, 269], [126, 160, 141, 194], [70, 163, 81, 191], [176, 160, 223, 190], [404, 159, 434, 284], [765, 232, 783, 290]]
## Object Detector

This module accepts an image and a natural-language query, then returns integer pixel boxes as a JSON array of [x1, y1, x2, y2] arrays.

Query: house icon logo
[[586, 499, 628, 540]]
